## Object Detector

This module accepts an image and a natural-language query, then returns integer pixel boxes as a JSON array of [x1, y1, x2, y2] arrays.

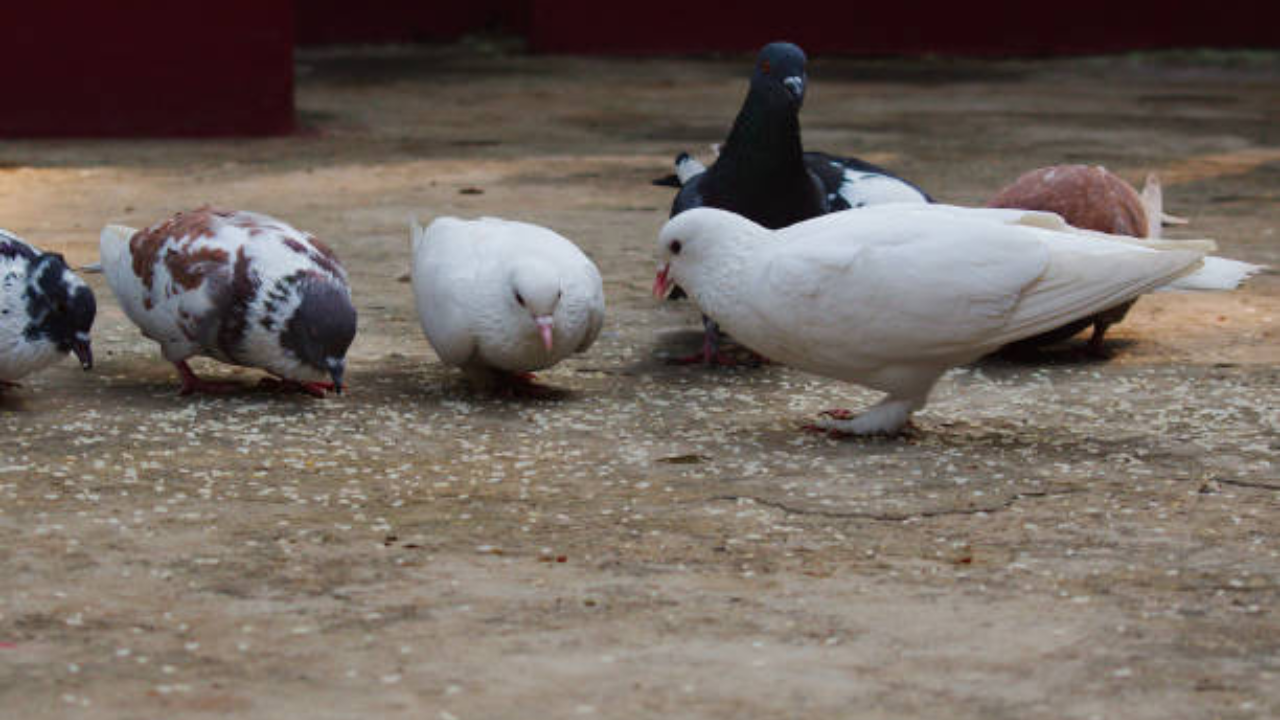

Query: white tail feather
[[674, 154, 706, 185], [1160, 256, 1265, 292], [1140, 173, 1164, 239], [410, 218, 430, 254], [98, 224, 137, 270]]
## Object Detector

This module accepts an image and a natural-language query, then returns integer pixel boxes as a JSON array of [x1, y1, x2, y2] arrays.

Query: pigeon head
[[278, 278, 357, 392], [654, 208, 767, 305], [751, 42, 808, 109], [24, 253, 95, 370], [509, 261, 562, 352]]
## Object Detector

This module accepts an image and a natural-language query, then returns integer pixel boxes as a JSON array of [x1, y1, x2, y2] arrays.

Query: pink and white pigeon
[[654, 204, 1261, 435], [99, 207, 357, 397]]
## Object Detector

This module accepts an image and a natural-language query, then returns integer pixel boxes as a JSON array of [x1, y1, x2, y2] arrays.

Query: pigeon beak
[[782, 75, 805, 105], [326, 358, 345, 395], [535, 316, 555, 352], [71, 335, 93, 371], [653, 264, 673, 299]]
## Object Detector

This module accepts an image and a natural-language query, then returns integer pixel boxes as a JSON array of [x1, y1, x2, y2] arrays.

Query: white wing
[[412, 219, 479, 367], [740, 208, 1208, 365]]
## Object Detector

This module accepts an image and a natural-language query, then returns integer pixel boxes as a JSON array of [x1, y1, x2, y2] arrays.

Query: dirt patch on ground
[[1, 46, 1278, 719]]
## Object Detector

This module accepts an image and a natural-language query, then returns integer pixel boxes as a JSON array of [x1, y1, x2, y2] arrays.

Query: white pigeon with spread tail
[[411, 217, 605, 391], [99, 207, 357, 397], [653, 204, 1262, 435]]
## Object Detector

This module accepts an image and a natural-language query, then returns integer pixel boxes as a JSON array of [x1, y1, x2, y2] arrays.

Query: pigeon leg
[[258, 377, 335, 398], [807, 396, 922, 436], [174, 361, 243, 396], [1085, 321, 1113, 358], [670, 317, 741, 366]]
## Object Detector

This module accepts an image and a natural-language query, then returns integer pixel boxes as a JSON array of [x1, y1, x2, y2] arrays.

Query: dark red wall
[[525, 0, 1280, 55], [4, 2, 1274, 138], [1, 1, 294, 137], [295, 0, 530, 45]]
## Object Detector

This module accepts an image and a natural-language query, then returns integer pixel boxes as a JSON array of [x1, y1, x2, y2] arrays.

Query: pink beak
[[653, 264, 673, 299], [535, 316, 555, 352]]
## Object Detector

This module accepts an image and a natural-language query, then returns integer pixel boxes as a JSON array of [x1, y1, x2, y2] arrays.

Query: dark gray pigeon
[[655, 41, 931, 365]]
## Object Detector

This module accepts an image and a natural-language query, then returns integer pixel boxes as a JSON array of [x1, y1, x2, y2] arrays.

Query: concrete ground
[[1, 44, 1278, 719]]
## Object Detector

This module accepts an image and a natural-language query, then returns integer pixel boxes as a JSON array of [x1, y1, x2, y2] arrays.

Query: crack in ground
[[711, 488, 1086, 522], [1214, 478, 1280, 492]]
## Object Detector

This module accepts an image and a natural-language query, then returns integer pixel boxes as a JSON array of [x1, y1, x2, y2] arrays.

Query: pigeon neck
[[683, 227, 766, 321], [720, 87, 805, 180]]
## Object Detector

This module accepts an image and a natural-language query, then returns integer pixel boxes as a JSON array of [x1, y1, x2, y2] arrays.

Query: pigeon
[[653, 204, 1262, 435], [0, 229, 95, 389], [656, 41, 930, 364], [988, 165, 1183, 355], [98, 207, 357, 397], [411, 216, 605, 392]]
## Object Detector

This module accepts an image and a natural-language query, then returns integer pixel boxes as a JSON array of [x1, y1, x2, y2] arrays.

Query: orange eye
[[760, 60, 772, 75]]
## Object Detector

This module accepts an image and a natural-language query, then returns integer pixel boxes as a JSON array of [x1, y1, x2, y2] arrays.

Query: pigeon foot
[[807, 398, 917, 436]]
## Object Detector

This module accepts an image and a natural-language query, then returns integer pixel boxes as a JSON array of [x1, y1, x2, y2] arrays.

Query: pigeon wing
[[412, 220, 479, 367], [744, 223, 1049, 364]]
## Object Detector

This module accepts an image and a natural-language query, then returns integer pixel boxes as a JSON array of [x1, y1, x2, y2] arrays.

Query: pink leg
[[175, 361, 242, 396]]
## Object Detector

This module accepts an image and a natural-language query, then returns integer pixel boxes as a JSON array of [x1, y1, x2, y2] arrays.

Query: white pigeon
[[653, 204, 1262, 435], [411, 216, 605, 391], [99, 207, 357, 397], [1, 229, 95, 389]]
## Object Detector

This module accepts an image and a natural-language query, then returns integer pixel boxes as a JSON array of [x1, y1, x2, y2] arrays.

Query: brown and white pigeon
[[99, 207, 357, 397], [1, 228, 95, 390], [987, 165, 1185, 355]]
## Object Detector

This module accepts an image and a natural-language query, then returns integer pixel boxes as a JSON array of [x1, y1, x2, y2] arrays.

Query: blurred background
[[5, 0, 1277, 137]]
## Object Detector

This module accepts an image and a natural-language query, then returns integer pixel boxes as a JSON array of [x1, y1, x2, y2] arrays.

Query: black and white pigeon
[[654, 204, 1261, 435], [99, 207, 357, 397], [0, 229, 95, 389], [655, 41, 930, 364]]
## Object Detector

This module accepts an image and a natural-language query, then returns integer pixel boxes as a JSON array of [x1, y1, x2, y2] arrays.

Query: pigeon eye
[[515, 291, 525, 306], [669, 240, 683, 255], [760, 60, 771, 75]]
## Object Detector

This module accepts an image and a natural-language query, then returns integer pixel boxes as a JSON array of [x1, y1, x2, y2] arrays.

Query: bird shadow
[[648, 329, 768, 370], [976, 338, 1137, 371]]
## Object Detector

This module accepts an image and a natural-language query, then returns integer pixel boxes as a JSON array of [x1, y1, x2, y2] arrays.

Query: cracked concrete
[[1, 45, 1278, 719]]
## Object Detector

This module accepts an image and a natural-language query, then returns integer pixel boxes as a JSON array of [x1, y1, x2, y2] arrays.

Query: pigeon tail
[[674, 152, 706, 185], [99, 224, 137, 270], [1160, 256, 1265, 292], [1140, 173, 1164, 239], [410, 218, 431, 255]]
